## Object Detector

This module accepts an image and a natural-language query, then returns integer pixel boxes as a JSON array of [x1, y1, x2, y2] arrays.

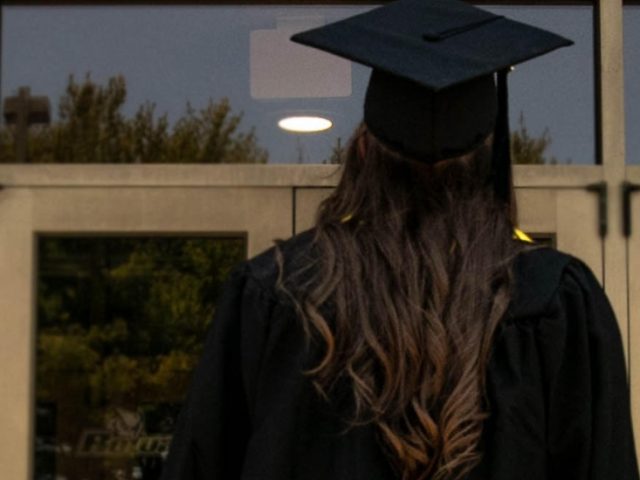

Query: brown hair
[[277, 124, 527, 480]]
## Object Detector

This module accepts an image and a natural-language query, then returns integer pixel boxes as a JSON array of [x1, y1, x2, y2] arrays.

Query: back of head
[[279, 124, 527, 480], [286, 1, 572, 477], [364, 71, 498, 162]]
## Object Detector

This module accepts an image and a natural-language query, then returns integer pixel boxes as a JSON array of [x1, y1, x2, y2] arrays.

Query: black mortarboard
[[290, 0, 573, 204]]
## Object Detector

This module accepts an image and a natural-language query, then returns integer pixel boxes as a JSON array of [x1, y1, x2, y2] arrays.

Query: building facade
[[0, 1, 638, 479]]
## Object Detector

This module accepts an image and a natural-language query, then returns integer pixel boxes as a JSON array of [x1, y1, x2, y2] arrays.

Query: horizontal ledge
[[514, 165, 603, 187], [0, 164, 342, 188], [625, 166, 640, 182], [0, 164, 603, 189]]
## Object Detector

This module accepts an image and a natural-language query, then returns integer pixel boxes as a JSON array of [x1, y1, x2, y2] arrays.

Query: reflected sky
[[2, 4, 594, 164], [625, 6, 640, 165]]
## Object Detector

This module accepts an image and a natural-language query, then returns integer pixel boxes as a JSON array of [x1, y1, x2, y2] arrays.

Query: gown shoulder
[[480, 246, 640, 480], [161, 239, 639, 480]]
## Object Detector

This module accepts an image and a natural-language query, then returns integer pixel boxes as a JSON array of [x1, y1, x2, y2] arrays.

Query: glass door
[[0, 173, 293, 480], [294, 171, 605, 279]]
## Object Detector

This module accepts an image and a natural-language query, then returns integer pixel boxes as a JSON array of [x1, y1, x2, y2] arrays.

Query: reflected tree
[[511, 112, 567, 165], [324, 137, 344, 165], [0, 74, 268, 164]]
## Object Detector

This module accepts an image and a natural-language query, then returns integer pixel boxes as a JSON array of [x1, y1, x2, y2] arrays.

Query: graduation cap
[[290, 0, 573, 205]]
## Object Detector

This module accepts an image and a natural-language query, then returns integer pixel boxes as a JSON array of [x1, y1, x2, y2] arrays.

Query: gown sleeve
[[159, 262, 273, 480], [542, 258, 639, 480]]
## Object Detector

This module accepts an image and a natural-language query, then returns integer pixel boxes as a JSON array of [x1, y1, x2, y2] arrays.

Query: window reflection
[[625, 6, 640, 165], [35, 236, 246, 480], [487, 5, 595, 165], [1, 5, 371, 164], [2, 4, 593, 164]]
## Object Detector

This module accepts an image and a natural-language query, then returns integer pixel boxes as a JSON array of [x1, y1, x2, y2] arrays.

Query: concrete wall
[[1, 163, 635, 478]]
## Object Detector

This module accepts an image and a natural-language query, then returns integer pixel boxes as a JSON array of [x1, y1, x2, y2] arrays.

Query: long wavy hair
[[277, 123, 528, 480]]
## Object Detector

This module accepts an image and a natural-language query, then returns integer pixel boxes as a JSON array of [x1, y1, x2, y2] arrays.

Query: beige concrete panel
[[514, 165, 602, 188], [515, 188, 557, 235], [298, 187, 560, 244], [0, 164, 606, 189], [0, 189, 35, 480], [294, 188, 333, 233], [28, 187, 292, 257], [0, 164, 341, 188], [556, 189, 603, 282], [598, 0, 625, 171], [628, 166, 640, 180]]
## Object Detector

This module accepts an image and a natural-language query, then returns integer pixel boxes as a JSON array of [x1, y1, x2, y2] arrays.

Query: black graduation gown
[[160, 230, 639, 480]]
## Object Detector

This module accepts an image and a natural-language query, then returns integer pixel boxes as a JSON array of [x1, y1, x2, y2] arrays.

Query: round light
[[278, 116, 333, 133]]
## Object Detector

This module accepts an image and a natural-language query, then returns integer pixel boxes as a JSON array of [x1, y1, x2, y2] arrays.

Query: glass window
[[2, 5, 372, 164], [35, 235, 246, 480], [625, 5, 640, 165], [1, 4, 594, 165], [486, 5, 595, 165]]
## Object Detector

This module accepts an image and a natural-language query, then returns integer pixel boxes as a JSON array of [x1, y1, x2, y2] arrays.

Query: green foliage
[[318, 115, 560, 166], [1, 74, 267, 163], [324, 137, 344, 165], [36, 236, 245, 408], [511, 112, 564, 165]]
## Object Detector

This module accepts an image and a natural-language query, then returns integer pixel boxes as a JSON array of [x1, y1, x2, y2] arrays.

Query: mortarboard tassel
[[492, 69, 513, 214]]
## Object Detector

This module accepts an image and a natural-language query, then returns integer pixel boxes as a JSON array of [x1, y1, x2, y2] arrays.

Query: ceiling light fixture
[[278, 115, 333, 133]]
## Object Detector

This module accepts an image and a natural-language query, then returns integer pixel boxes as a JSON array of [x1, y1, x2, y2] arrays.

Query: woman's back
[[160, 230, 638, 479], [160, 1, 638, 477]]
